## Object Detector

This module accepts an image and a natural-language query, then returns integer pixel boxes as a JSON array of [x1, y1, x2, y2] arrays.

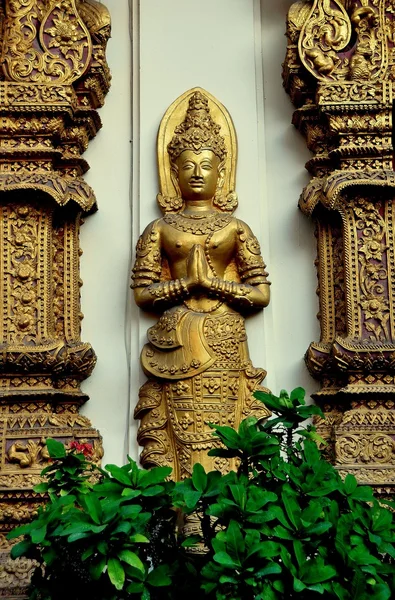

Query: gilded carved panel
[[284, 0, 395, 493], [0, 0, 111, 595]]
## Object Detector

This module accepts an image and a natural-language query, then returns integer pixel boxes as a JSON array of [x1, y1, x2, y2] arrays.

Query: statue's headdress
[[167, 92, 227, 163]]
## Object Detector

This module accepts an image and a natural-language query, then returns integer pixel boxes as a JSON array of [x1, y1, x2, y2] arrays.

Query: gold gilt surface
[[132, 89, 271, 481], [0, 0, 111, 596], [284, 0, 395, 494]]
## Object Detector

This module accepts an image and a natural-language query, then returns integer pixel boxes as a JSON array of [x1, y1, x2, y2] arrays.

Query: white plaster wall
[[80, 0, 132, 465], [79, 0, 320, 465], [261, 0, 320, 396]]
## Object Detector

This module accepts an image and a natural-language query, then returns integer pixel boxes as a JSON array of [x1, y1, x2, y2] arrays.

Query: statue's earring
[[157, 193, 183, 213], [213, 167, 238, 213], [157, 165, 184, 213], [213, 190, 238, 213]]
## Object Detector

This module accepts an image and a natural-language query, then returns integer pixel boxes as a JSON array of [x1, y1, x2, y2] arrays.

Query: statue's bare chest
[[160, 215, 236, 262]]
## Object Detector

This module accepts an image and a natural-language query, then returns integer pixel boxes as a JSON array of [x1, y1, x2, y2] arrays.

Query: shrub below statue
[[8, 388, 395, 600]]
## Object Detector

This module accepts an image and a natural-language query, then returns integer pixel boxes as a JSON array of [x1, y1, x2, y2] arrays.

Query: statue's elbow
[[133, 288, 147, 309]]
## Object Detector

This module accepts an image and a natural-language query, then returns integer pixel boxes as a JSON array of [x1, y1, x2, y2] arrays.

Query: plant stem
[[287, 428, 293, 449]]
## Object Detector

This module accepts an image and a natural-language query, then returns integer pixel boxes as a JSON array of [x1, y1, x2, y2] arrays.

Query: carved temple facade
[[284, 0, 395, 493], [0, 0, 394, 596]]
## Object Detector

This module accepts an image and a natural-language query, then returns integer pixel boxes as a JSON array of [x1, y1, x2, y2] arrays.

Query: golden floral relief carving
[[0, 2, 111, 596], [285, 0, 395, 491], [2, 0, 93, 85], [299, 0, 352, 80], [299, 0, 387, 82], [353, 197, 390, 341], [336, 433, 395, 464], [132, 89, 271, 480]]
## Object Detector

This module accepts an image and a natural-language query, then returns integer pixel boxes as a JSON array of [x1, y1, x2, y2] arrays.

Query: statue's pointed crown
[[167, 91, 227, 162]]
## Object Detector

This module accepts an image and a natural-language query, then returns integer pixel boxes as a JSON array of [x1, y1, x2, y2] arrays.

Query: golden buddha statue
[[132, 88, 270, 480]]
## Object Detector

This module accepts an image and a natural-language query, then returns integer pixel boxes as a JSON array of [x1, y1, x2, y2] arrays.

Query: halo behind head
[[157, 87, 237, 214]]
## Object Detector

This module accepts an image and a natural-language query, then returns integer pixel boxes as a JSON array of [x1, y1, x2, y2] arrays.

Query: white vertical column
[[260, 0, 320, 397], [80, 0, 133, 465]]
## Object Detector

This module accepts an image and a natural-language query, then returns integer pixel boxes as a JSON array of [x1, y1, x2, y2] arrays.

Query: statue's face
[[176, 150, 220, 201]]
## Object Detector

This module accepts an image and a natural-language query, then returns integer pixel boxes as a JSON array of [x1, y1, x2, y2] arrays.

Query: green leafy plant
[[8, 388, 395, 600], [173, 388, 395, 599], [9, 440, 180, 600]]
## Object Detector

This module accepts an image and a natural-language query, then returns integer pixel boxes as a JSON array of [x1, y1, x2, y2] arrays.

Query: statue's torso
[[158, 213, 239, 281]]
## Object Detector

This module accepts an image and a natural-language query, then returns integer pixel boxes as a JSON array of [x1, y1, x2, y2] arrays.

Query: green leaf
[[42, 546, 57, 565], [209, 425, 240, 449], [147, 565, 172, 587], [219, 574, 238, 584], [118, 550, 145, 574], [296, 404, 324, 419], [68, 532, 92, 542], [81, 494, 102, 524], [229, 484, 247, 510], [184, 489, 202, 508], [130, 533, 149, 543], [31, 525, 47, 544], [141, 485, 165, 497], [350, 486, 374, 502], [10, 540, 32, 559], [105, 464, 132, 486], [33, 483, 49, 494], [111, 521, 132, 536], [46, 438, 66, 458], [281, 485, 300, 530], [261, 583, 279, 600], [301, 563, 336, 584], [369, 584, 391, 600], [304, 521, 332, 536], [94, 481, 124, 496], [303, 439, 321, 466], [293, 541, 306, 567], [192, 463, 207, 492], [213, 551, 240, 568], [255, 563, 282, 577], [273, 525, 294, 540], [120, 504, 142, 518], [90, 557, 106, 580], [181, 535, 201, 548], [344, 474, 358, 495], [256, 542, 281, 559], [121, 488, 141, 499], [107, 557, 125, 591], [226, 520, 245, 560], [349, 546, 381, 566], [139, 466, 172, 487], [8, 522, 35, 540], [290, 387, 306, 404], [372, 508, 392, 533], [81, 547, 95, 561]]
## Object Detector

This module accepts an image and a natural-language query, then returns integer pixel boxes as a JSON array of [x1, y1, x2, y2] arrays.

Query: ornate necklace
[[164, 212, 232, 235]]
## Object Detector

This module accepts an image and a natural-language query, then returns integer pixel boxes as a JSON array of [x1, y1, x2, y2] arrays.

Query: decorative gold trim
[[0, 1, 111, 595], [284, 0, 395, 493]]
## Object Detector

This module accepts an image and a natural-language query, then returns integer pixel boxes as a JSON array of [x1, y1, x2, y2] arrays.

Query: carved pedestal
[[284, 0, 395, 493], [0, 0, 111, 595]]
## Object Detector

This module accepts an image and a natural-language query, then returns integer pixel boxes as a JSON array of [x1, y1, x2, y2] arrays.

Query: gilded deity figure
[[132, 89, 270, 480]]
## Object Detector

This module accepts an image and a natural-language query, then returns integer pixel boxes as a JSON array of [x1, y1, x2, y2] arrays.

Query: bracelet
[[210, 278, 253, 306], [149, 279, 190, 303]]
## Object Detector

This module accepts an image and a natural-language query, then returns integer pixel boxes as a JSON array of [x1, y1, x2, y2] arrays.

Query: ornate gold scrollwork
[[299, 0, 352, 80], [0, 0, 111, 595], [284, 0, 395, 493]]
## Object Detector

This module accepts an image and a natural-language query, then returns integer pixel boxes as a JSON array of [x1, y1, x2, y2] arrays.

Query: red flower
[[69, 441, 93, 457]]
